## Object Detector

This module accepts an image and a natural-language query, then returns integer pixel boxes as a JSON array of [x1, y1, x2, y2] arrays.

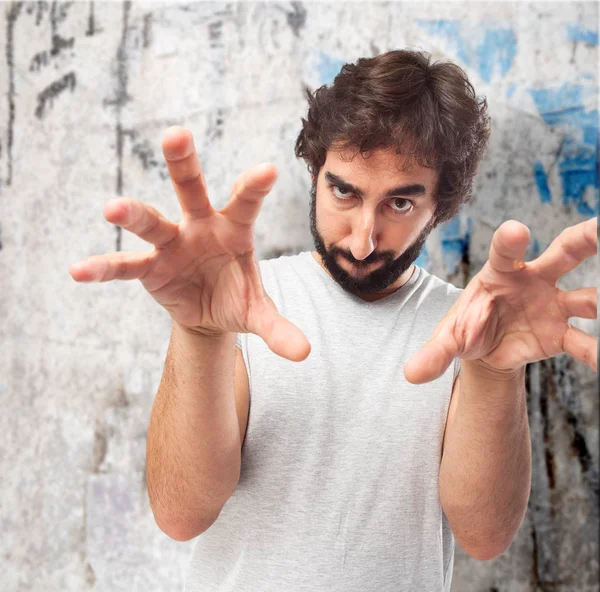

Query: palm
[[405, 218, 597, 383], [140, 212, 259, 332]]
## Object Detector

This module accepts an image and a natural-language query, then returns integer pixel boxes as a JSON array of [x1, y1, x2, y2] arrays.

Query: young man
[[69, 50, 597, 591]]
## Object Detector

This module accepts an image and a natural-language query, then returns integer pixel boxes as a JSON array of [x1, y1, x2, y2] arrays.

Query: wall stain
[[131, 135, 169, 180], [92, 420, 108, 474], [35, 72, 77, 118], [84, 562, 96, 587], [209, 19, 222, 45], [85, 0, 102, 36], [285, 1, 306, 37], [26, 1, 50, 26], [5, 2, 23, 189], [552, 355, 599, 509], [142, 12, 152, 48], [114, 385, 130, 408], [103, 1, 133, 252], [27, 2, 75, 71], [50, 33, 74, 57], [50, 0, 73, 27], [540, 362, 556, 490], [207, 107, 226, 142], [526, 361, 560, 586], [30, 34, 75, 71]]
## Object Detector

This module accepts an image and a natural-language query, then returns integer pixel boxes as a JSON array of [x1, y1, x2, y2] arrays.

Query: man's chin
[[339, 256, 383, 276], [334, 267, 394, 296]]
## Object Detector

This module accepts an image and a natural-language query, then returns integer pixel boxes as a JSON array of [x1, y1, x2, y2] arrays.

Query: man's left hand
[[404, 217, 598, 384]]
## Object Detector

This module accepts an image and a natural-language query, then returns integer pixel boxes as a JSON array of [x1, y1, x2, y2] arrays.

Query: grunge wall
[[0, 2, 597, 591]]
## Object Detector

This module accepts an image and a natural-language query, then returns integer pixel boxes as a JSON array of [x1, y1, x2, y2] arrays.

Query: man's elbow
[[461, 535, 514, 561], [153, 510, 220, 542]]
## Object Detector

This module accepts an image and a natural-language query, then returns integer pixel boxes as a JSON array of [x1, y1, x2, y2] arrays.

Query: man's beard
[[309, 183, 434, 297]]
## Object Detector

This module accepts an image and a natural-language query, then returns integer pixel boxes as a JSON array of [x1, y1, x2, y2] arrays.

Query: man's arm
[[439, 360, 532, 561]]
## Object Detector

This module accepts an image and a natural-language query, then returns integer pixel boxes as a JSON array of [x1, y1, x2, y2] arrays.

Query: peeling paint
[[534, 160, 552, 203], [439, 215, 472, 276], [414, 244, 430, 271], [529, 83, 599, 216], [414, 19, 517, 83], [316, 52, 345, 86], [566, 24, 599, 46]]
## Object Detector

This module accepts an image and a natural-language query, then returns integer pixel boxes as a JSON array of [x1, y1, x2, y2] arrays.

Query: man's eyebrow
[[324, 171, 427, 198]]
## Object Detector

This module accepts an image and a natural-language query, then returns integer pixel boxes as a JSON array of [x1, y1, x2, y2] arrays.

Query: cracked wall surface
[[0, 2, 598, 591]]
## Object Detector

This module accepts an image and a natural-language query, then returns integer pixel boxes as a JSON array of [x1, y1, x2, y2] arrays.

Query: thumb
[[250, 299, 311, 362], [404, 337, 457, 384]]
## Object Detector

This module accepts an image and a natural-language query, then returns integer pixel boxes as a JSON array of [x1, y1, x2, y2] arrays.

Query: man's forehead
[[324, 145, 436, 183]]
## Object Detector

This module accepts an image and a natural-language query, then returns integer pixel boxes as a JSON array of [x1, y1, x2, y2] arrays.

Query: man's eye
[[390, 198, 413, 214], [331, 185, 352, 199]]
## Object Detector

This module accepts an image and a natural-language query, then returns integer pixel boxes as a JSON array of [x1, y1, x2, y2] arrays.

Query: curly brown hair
[[295, 49, 491, 225]]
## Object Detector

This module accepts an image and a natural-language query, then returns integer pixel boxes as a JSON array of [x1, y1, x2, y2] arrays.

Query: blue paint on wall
[[534, 161, 552, 203], [414, 20, 468, 62], [316, 53, 346, 86], [477, 28, 518, 83], [529, 83, 599, 216], [415, 244, 431, 271], [567, 25, 599, 46], [523, 236, 542, 262], [414, 19, 517, 83], [439, 216, 472, 275]]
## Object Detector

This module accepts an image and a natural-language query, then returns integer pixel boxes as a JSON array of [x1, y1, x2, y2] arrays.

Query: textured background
[[0, 2, 598, 591]]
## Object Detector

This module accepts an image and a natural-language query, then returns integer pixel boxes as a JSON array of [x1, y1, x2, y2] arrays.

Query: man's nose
[[350, 210, 378, 261]]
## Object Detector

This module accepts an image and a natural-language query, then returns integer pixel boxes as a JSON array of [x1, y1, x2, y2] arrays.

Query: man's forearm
[[146, 324, 241, 541], [439, 360, 532, 560]]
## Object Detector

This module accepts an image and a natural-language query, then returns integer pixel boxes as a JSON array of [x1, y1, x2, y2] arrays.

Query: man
[[69, 50, 597, 591]]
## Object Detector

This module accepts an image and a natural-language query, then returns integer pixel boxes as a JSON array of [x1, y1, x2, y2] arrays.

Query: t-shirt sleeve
[[236, 333, 243, 350], [453, 357, 461, 382]]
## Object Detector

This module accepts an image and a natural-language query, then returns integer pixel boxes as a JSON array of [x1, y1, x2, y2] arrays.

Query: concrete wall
[[0, 2, 597, 591]]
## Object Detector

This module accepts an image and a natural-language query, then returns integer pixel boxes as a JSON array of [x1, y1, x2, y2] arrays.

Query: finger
[[404, 328, 459, 384], [530, 217, 598, 284], [104, 198, 178, 248], [162, 126, 212, 219], [488, 220, 531, 273], [220, 164, 278, 226], [558, 287, 598, 319], [562, 324, 598, 372], [249, 297, 311, 362], [69, 251, 153, 283]]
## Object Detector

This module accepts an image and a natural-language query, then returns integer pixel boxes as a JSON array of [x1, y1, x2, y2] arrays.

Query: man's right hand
[[69, 126, 311, 362]]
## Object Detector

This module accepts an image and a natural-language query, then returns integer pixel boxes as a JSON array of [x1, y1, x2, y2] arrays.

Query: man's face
[[309, 146, 438, 300]]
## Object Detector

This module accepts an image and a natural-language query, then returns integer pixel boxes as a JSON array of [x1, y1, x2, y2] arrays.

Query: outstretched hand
[[404, 218, 598, 384], [69, 126, 311, 362]]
